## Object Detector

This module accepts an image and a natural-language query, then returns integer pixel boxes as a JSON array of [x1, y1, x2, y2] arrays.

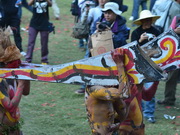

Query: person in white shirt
[[52, 0, 60, 20], [87, 0, 109, 34]]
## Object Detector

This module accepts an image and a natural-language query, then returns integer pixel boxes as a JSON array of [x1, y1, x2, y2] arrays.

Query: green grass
[[18, 0, 180, 135]]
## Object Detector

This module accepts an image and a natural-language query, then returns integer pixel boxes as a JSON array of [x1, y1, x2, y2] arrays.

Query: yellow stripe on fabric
[[56, 64, 117, 73], [154, 40, 174, 64], [0, 78, 3, 82], [93, 122, 109, 127], [0, 65, 117, 78], [129, 97, 143, 126], [173, 55, 180, 58], [5, 111, 18, 123], [39, 65, 117, 77], [0, 91, 5, 100], [0, 69, 42, 76], [126, 69, 139, 84]]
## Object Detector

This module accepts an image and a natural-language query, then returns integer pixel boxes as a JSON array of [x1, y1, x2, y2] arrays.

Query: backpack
[[71, 21, 90, 39], [70, 0, 80, 16]]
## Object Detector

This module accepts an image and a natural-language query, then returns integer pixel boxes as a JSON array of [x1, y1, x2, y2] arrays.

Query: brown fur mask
[[0, 27, 21, 63]]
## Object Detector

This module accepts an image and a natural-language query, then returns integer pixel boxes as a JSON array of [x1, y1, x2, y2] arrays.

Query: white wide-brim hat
[[102, 2, 122, 16], [133, 10, 160, 25]]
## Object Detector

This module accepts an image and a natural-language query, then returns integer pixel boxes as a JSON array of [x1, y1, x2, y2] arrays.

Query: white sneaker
[[21, 27, 28, 32], [129, 16, 134, 21], [20, 51, 26, 56]]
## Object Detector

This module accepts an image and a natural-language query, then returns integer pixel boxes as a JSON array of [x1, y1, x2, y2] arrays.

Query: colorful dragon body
[[0, 29, 179, 86]]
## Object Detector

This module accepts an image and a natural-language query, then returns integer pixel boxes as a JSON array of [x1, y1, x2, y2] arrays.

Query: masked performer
[[0, 28, 30, 135], [85, 47, 159, 135]]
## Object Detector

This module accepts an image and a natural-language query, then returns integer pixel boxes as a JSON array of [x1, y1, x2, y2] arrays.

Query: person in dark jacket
[[157, 14, 180, 106], [93, 2, 130, 49], [0, 0, 25, 56], [131, 10, 160, 46]]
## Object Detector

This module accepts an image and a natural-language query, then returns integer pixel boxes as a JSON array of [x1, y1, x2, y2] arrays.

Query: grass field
[[18, 0, 180, 135]]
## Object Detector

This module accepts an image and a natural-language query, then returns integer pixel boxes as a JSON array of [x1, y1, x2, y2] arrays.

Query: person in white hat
[[131, 10, 160, 46], [131, 10, 161, 124], [92, 2, 130, 49]]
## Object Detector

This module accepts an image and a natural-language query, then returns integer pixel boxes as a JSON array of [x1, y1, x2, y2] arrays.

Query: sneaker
[[55, 17, 60, 20], [157, 100, 174, 106], [75, 88, 85, 94], [147, 117, 156, 123], [21, 27, 29, 32], [20, 51, 26, 56], [129, 16, 134, 21]]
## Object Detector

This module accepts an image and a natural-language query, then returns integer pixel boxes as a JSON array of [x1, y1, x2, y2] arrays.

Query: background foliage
[[18, 0, 180, 135]]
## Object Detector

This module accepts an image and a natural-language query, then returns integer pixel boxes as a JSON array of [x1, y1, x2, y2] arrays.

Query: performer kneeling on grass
[[85, 48, 159, 135], [0, 28, 30, 135]]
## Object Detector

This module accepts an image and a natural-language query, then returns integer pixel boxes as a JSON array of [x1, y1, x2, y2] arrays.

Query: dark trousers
[[26, 27, 49, 63], [131, 0, 147, 20], [0, 14, 23, 52], [164, 69, 180, 104], [150, 0, 156, 11]]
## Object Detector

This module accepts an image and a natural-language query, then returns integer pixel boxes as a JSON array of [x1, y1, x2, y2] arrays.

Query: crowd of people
[[0, 0, 179, 134]]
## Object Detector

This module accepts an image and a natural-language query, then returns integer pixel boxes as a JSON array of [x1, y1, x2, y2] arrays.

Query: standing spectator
[[152, 0, 180, 105], [151, 0, 173, 31], [157, 14, 180, 106], [87, 0, 109, 38], [70, 0, 83, 49], [75, 0, 110, 94], [75, 0, 99, 94], [142, 83, 156, 123], [52, 0, 60, 20], [168, 0, 180, 24], [77, 0, 95, 49], [0, 0, 26, 56], [152, 0, 180, 32], [25, 0, 52, 64], [149, 0, 156, 11], [131, 10, 161, 123], [129, 0, 147, 21]]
